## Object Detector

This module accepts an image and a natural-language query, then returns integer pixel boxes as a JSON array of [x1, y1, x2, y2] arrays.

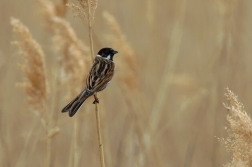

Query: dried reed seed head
[[66, 3, 83, 18], [38, 0, 57, 32], [51, 17, 89, 53], [38, 0, 89, 56], [225, 161, 247, 167], [11, 17, 48, 108], [225, 88, 244, 111], [50, 16, 90, 96], [54, 0, 69, 17], [38, 0, 69, 23], [103, 11, 140, 92], [38, 0, 90, 97], [222, 88, 252, 167], [67, 0, 98, 25]]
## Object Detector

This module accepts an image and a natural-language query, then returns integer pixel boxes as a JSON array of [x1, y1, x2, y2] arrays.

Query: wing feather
[[86, 57, 115, 92]]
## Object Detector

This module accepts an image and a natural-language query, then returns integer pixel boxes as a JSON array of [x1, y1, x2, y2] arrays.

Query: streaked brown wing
[[92, 66, 115, 92], [86, 57, 115, 92]]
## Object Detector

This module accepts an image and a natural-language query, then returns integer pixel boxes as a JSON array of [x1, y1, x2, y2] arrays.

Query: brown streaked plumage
[[61, 48, 118, 117]]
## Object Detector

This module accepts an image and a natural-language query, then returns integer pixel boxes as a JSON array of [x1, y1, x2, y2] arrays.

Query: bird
[[61, 47, 118, 117]]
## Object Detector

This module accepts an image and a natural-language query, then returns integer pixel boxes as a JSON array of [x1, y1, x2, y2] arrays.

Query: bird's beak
[[113, 50, 118, 54]]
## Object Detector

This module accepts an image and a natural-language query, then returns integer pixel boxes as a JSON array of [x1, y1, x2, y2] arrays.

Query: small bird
[[61, 48, 118, 117]]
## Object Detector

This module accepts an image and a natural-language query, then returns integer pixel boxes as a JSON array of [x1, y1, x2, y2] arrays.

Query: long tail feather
[[61, 89, 93, 117]]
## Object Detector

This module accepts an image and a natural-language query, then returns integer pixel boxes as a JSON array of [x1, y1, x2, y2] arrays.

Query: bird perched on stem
[[62, 47, 118, 117]]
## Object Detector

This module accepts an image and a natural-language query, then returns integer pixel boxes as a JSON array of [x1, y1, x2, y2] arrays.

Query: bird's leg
[[93, 94, 99, 104]]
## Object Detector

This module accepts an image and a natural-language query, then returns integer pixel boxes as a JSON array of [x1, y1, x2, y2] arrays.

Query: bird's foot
[[93, 99, 99, 104], [93, 95, 99, 104]]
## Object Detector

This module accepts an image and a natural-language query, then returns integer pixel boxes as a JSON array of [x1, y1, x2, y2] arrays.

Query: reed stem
[[95, 104, 105, 167], [87, 0, 105, 167]]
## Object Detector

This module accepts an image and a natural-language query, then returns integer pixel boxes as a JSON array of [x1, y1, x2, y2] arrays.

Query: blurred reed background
[[0, 0, 252, 166]]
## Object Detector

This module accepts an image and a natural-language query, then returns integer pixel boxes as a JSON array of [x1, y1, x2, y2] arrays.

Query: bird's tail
[[61, 89, 93, 117]]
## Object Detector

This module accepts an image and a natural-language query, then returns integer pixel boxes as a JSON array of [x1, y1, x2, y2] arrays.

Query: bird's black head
[[97, 48, 118, 61]]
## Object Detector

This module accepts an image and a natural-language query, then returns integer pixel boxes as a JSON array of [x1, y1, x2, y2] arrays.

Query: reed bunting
[[61, 48, 118, 117]]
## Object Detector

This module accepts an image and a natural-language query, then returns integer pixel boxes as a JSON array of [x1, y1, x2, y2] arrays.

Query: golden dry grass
[[221, 88, 252, 167], [1, 0, 252, 167], [11, 17, 49, 126]]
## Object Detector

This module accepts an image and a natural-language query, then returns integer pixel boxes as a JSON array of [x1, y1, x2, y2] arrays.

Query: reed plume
[[102, 11, 163, 166], [221, 88, 252, 167], [10, 17, 56, 167], [11, 17, 48, 123], [67, 0, 98, 26], [52, 16, 90, 96], [103, 11, 140, 92], [38, 0, 90, 97], [67, 0, 98, 59]]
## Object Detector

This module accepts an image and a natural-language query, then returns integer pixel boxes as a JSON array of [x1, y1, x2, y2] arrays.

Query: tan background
[[1, 0, 252, 166]]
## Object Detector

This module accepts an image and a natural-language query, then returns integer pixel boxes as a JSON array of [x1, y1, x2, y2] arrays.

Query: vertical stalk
[[88, 25, 94, 60], [46, 135, 52, 167], [73, 118, 80, 167], [87, 0, 105, 167], [95, 104, 105, 167], [87, 0, 94, 60]]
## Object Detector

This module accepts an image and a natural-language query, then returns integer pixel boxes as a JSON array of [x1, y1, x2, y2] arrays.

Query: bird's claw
[[93, 98, 99, 104]]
